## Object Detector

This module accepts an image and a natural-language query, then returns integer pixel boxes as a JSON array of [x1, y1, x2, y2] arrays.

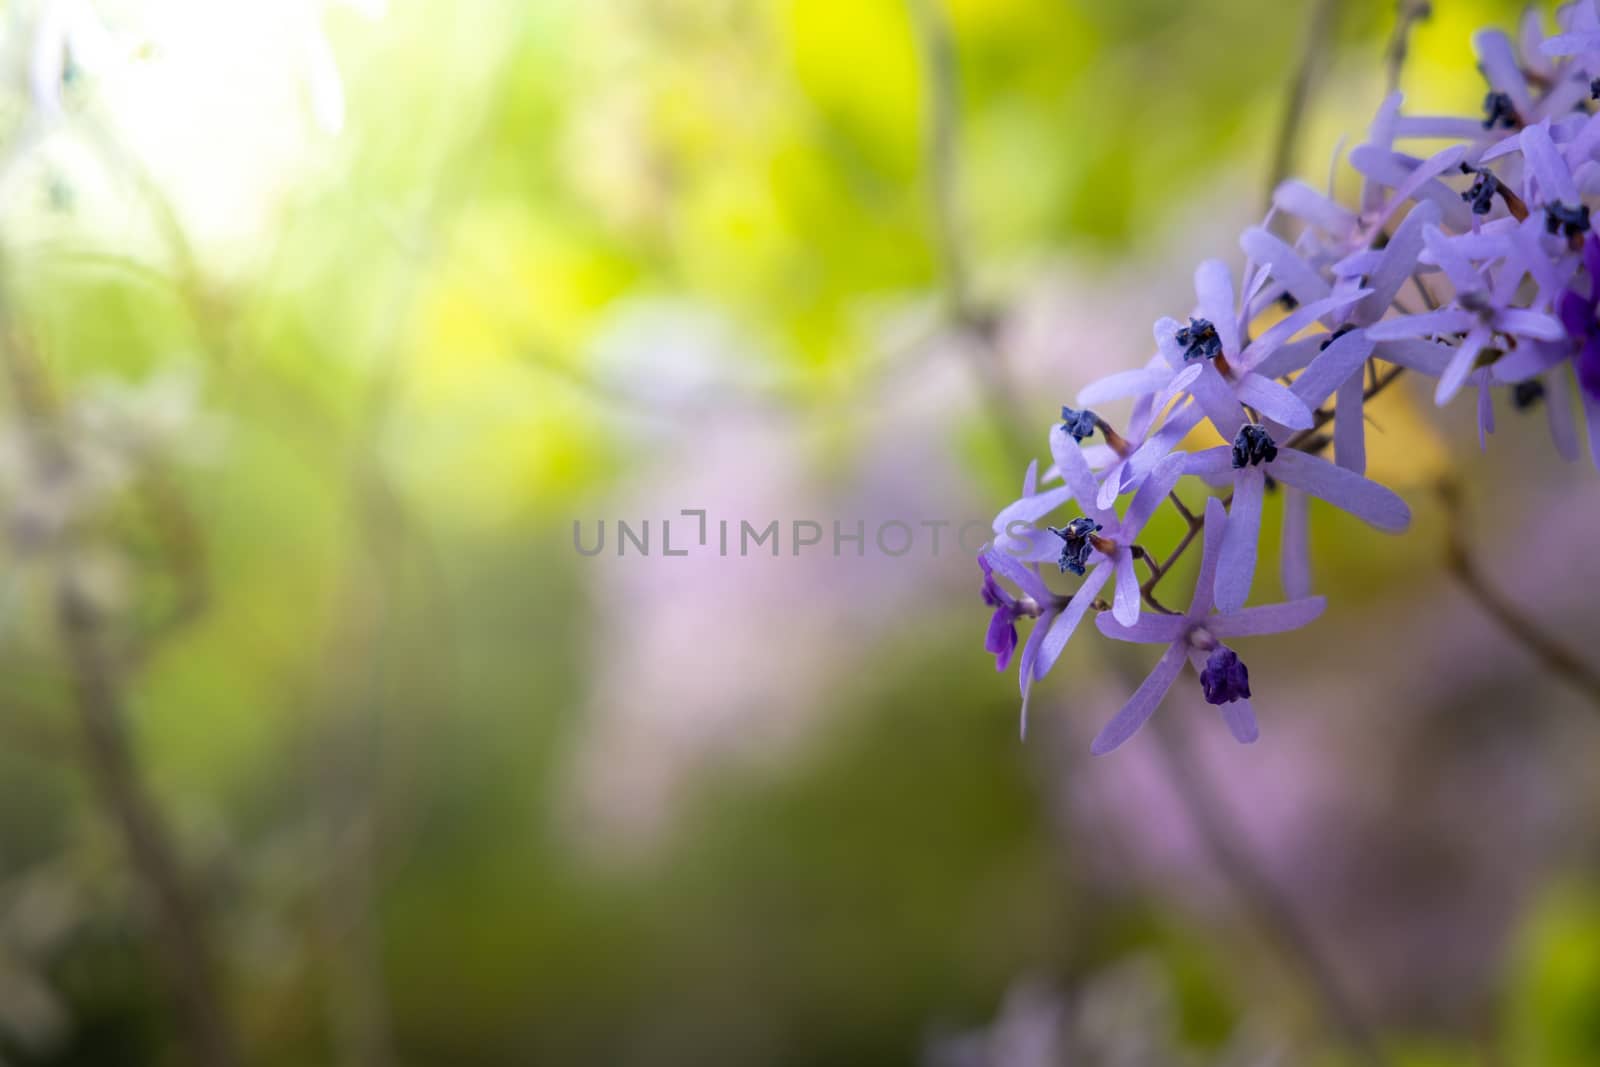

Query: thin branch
[[0, 275, 240, 1067], [906, 0, 1032, 464], [57, 572, 242, 1067], [1147, 709, 1391, 1067], [1437, 477, 1600, 711], [1385, 1, 1434, 95], [1265, 0, 1343, 215]]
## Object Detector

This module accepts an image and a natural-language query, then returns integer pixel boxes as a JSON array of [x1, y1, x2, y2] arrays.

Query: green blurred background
[[0, 0, 1598, 1064]]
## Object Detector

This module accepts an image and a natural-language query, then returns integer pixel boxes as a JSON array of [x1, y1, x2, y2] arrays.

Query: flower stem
[[57, 574, 243, 1067], [0, 285, 241, 1067], [1437, 477, 1600, 712], [1384, 1, 1433, 94], [1265, 0, 1342, 215], [1147, 709, 1392, 1066], [906, 0, 1032, 466]]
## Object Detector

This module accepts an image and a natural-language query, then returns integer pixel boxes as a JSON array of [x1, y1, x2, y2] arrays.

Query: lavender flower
[[980, 553, 1039, 672], [1368, 224, 1565, 403], [1090, 499, 1326, 754], [978, 543, 1066, 738], [1186, 422, 1409, 614], [976, 1, 1600, 751], [1015, 448, 1186, 698]]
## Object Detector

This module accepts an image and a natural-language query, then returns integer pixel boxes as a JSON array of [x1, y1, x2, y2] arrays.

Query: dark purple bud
[[1046, 517, 1102, 576], [1230, 424, 1278, 469], [1059, 406, 1099, 443], [1482, 91, 1519, 130], [985, 608, 1019, 671], [1200, 647, 1251, 705], [1546, 202, 1591, 238], [1175, 317, 1223, 362], [1578, 337, 1600, 405]]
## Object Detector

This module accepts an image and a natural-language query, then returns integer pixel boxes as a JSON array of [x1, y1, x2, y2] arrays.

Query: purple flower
[[980, 552, 1041, 672], [1199, 647, 1251, 704], [1141, 262, 1380, 448], [991, 459, 1076, 560], [1071, 373, 1203, 510], [1020, 440, 1187, 685], [1243, 201, 1447, 473], [1367, 223, 1565, 403], [1399, 26, 1594, 146], [1186, 425, 1411, 613], [978, 543, 1064, 738], [1089, 498, 1326, 754]]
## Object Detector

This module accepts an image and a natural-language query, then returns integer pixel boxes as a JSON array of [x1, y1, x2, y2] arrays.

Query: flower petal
[[1089, 641, 1188, 756], [1292, 328, 1374, 409], [992, 483, 1075, 534], [1078, 366, 1173, 406], [1237, 373, 1314, 429], [1239, 227, 1331, 306], [1187, 363, 1246, 439], [1184, 445, 1235, 481], [983, 545, 1054, 606], [1334, 372, 1367, 474], [1032, 563, 1112, 679], [1270, 449, 1412, 532], [1522, 121, 1581, 205], [1097, 613, 1187, 643], [1195, 260, 1241, 358], [1209, 596, 1328, 638], [1547, 368, 1580, 462], [1435, 324, 1490, 405], [1192, 496, 1228, 617], [1049, 429, 1112, 524], [1017, 607, 1053, 739], [1112, 549, 1141, 626], [1366, 308, 1477, 341], [1281, 487, 1312, 599], [1215, 468, 1265, 614], [1221, 697, 1260, 744], [1121, 453, 1187, 535]]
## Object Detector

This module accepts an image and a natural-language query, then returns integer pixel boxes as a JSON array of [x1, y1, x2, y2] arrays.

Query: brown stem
[[906, 0, 1032, 465], [1384, 1, 1433, 94], [1140, 363, 1412, 606], [1437, 478, 1600, 710], [0, 288, 240, 1067], [57, 574, 242, 1067], [1148, 710, 1391, 1066], [1265, 0, 1342, 215]]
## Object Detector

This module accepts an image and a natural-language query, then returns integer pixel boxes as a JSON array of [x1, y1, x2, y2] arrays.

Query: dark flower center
[[1277, 291, 1298, 311], [1059, 406, 1099, 443], [1482, 90, 1519, 130], [1512, 380, 1546, 410], [1175, 317, 1223, 362], [1319, 324, 1355, 351], [1462, 171, 1498, 216], [1046, 517, 1102, 576], [1200, 647, 1251, 705], [1231, 424, 1278, 469], [1546, 202, 1592, 238]]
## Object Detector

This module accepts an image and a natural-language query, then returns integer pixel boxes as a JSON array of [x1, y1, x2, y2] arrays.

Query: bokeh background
[[0, 0, 1597, 1064]]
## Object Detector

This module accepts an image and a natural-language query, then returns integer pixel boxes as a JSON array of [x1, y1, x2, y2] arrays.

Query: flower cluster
[[980, 1, 1600, 753]]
